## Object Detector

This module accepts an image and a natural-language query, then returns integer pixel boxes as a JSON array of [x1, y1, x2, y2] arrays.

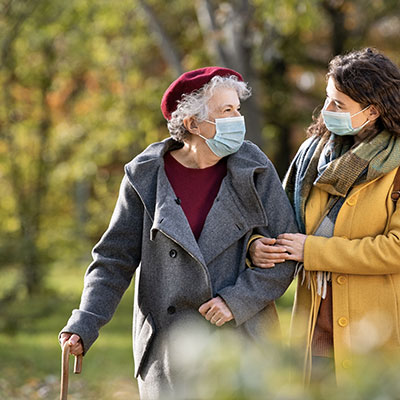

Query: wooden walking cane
[[60, 341, 83, 400]]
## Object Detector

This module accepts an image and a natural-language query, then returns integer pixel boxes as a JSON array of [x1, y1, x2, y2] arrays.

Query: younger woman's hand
[[276, 233, 307, 262]]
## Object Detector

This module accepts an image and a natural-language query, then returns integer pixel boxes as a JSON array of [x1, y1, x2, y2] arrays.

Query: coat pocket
[[134, 313, 156, 378]]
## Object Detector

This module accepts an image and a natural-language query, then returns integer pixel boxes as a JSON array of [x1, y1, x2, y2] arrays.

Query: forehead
[[207, 87, 240, 110], [326, 77, 357, 106]]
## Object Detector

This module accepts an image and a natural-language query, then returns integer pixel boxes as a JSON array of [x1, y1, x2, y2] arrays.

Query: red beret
[[161, 67, 243, 120]]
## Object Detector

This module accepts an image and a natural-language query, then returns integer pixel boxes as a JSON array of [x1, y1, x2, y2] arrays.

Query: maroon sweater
[[164, 151, 227, 240]]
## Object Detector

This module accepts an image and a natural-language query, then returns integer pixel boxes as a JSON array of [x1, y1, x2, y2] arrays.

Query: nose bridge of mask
[[323, 97, 370, 119], [214, 116, 245, 134], [323, 98, 348, 118], [215, 116, 245, 124]]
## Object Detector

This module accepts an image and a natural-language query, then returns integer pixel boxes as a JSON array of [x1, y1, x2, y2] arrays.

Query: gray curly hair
[[167, 75, 251, 142]]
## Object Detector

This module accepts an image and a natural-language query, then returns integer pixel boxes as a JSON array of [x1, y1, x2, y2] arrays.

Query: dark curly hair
[[308, 48, 400, 138]]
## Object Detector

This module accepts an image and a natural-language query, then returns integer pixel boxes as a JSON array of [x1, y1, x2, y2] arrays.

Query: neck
[[170, 136, 221, 168]]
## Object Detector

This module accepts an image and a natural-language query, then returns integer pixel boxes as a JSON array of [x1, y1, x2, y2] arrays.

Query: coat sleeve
[[60, 175, 143, 353], [217, 161, 299, 326], [304, 204, 400, 275]]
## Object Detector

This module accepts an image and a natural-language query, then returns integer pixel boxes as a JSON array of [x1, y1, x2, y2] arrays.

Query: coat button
[[338, 317, 348, 327], [169, 249, 177, 258], [337, 275, 347, 285], [346, 197, 356, 206], [167, 306, 176, 315]]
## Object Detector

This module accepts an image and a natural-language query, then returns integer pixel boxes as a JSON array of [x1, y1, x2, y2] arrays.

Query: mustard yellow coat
[[290, 166, 400, 383]]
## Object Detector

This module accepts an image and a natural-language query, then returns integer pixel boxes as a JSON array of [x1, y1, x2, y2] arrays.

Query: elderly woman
[[60, 67, 297, 399], [249, 48, 400, 384]]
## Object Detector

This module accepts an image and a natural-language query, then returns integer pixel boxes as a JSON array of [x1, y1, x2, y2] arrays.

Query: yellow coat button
[[342, 359, 352, 369], [338, 317, 348, 327], [337, 275, 347, 285], [347, 197, 356, 206]]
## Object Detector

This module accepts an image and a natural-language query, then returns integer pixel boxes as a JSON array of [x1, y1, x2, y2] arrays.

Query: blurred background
[[1, 0, 400, 398]]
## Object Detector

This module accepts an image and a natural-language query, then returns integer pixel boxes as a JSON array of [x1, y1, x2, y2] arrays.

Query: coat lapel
[[197, 178, 245, 265], [150, 166, 206, 267], [197, 171, 267, 265]]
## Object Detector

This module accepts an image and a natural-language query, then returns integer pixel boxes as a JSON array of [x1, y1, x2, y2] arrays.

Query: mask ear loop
[[351, 105, 370, 118], [197, 119, 216, 141], [350, 105, 371, 130]]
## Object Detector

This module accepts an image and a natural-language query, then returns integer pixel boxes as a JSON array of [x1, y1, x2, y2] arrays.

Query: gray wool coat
[[62, 138, 298, 399]]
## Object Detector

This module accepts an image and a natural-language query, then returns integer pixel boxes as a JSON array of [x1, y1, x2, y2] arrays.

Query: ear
[[183, 116, 200, 134], [367, 105, 380, 122]]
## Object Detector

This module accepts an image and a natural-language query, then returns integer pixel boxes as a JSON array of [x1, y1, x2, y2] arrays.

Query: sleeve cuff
[[245, 234, 265, 269]]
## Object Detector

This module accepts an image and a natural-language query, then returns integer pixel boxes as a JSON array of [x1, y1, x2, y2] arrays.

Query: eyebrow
[[218, 103, 240, 110]]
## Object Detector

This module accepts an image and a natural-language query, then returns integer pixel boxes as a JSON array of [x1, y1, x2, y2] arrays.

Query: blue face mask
[[199, 116, 246, 157], [321, 99, 370, 136]]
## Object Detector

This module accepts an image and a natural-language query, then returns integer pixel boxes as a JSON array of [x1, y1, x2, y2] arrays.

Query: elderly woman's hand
[[249, 237, 288, 268], [276, 233, 307, 262], [198, 296, 233, 327], [60, 333, 84, 356]]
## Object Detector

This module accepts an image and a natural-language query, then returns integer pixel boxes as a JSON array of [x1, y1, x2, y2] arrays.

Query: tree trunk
[[195, 0, 264, 147], [138, 0, 184, 76], [322, 0, 347, 55]]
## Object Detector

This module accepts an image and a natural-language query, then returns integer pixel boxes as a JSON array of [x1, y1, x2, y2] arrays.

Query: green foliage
[[1, 0, 400, 297], [0, 1, 400, 395]]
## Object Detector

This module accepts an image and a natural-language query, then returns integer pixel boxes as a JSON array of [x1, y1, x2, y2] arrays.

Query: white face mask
[[321, 98, 370, 136], [199, 116, 246, 157]]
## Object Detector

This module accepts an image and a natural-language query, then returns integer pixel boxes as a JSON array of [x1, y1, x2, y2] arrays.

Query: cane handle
[[60, 341, 83, 400]]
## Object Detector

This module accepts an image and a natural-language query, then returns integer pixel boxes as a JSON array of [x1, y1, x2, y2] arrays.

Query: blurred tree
[[134, 0, 400, 173], [0, 0, 48, 296], [0, 0, 399, 323]]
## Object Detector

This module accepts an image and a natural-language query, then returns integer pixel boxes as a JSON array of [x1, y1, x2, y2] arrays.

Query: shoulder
[[287, 135, 322, 173], [230, 141, 282, 190], [124, 138, 182, 175], [229, 140, 272, 170], [125, 139, 167, 169], [240, 140, 270, 162]]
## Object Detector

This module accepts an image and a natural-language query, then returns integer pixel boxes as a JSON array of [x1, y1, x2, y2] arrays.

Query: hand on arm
[[250, 234, 307, 267], [198, 296, 233, 327], [276, 233, 306, 262], [249, 237, 288, 268]]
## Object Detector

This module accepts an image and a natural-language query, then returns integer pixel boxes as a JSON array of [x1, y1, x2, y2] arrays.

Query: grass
[[0, 261, 295, 400], [0, 262, 139, 399]]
